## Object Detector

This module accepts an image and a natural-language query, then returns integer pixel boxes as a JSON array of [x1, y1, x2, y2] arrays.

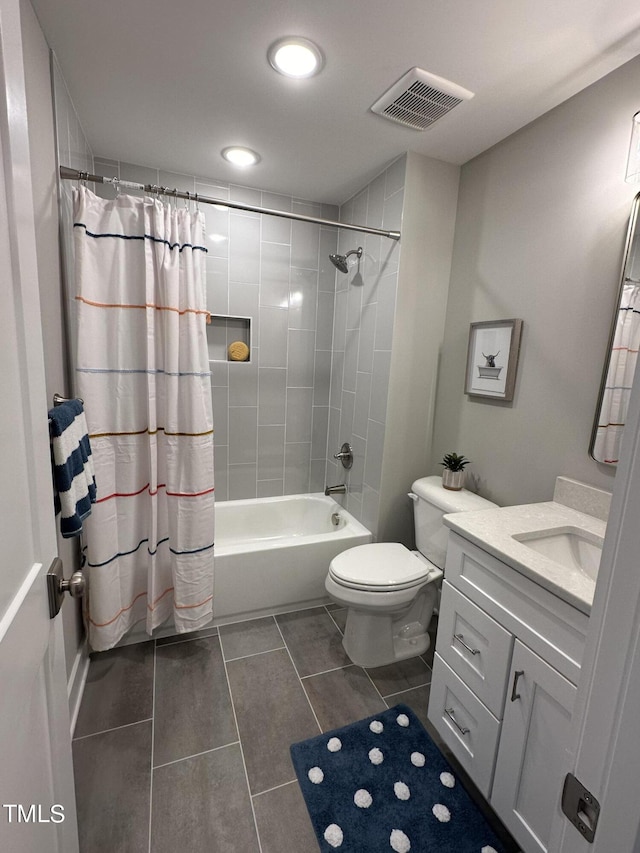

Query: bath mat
[[290, 704, 506, 853]]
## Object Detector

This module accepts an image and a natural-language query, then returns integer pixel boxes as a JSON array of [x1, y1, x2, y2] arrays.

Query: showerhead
[[329, 246, 363, 273]]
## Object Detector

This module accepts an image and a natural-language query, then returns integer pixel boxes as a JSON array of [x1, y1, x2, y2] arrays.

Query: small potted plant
[[440, 452, 471, 491]]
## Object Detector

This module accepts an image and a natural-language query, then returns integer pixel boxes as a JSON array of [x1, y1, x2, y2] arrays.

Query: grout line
[[252, 778, 298, 799], [325, 607, 345, 635], [147, 643, 157, 853], [224, 646, 286, 664], [360, 663, 387, 708], [381, 679, 432, 701], [72, 717, 153, 742], [300, 662, 353, 680], [220, 637, 264, 853], [155, 631, 219, 649], [273, 619, 323, 734], [153, 741, 240, 770]]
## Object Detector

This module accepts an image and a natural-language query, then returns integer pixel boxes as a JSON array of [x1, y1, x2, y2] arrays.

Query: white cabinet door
[[492, 640, 576, 853], [0, 0, 78, 849]]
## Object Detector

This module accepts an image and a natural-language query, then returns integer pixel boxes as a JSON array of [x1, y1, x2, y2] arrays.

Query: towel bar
[[53, 393, 84, 407]]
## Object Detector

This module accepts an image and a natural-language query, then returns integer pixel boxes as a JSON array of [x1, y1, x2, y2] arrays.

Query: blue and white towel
[[48, 398, 97, 537]]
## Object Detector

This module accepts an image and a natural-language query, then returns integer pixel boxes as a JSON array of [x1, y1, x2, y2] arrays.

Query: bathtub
[[212, 493, 372, 624]]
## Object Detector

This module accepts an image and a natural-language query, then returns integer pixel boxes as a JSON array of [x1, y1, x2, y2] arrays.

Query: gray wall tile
[[229, 282, 258, 321], [291, 220, 319, 269], [311, 406, 329, 459], [357, 303, 376, 374], [259, 307, 288, 367], [286, 388, 313, 443], [284, 443, 311, 494], [229, 463, 257, 499], [229, 359, 258, 407], [229, 214, 260, 282], [310, 459, 326, 493], [287, 330, 315, 387], [343, 330, 359, 393], [260, 242, 291, 307], [370, 350, 392, 424], [316, 292, 335, 350], [229, 407, 258, 464], [288, 268, 318, 330], [258, 368, 287, 424], [258, 425, 285, 481], [319, 229, 338, 291], [353, 371, 372, 439], [364, 419, 385, 491], [214, 444, 228, 502], [257, 479, 284, 497]]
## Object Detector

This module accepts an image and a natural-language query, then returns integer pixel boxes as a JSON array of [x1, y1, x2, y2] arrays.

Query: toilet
[[325, 475, 497, 667]]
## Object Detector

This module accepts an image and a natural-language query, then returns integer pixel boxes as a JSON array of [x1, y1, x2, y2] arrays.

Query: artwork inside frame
[[465, 319, 523, 401]]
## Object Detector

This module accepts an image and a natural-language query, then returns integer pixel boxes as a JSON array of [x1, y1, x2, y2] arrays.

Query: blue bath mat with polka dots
[[290, 704, 506, 853]]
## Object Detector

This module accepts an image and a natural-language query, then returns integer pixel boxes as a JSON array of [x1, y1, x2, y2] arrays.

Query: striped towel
[[48, 399, 97, 537]]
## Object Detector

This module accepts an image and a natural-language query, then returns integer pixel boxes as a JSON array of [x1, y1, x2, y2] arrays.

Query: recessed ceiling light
[[268, 37, 324, 79], [221, 146, 261, 167]]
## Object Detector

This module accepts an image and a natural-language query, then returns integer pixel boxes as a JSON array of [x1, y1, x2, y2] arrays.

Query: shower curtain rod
[[59, 166, 401, 241]]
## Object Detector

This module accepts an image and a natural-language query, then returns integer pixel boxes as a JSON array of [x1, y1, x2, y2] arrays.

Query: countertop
[[443, 501, 607, 615]]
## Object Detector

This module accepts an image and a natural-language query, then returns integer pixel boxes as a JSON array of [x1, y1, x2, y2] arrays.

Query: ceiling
[[31, 0, 640, 205]]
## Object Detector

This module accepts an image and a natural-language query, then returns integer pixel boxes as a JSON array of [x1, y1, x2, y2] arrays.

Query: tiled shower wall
[[325, 156, 406, 537], [89, 156, 338, 501]]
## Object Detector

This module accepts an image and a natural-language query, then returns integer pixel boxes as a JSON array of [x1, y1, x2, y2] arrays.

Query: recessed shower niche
[[206, 314, 252, 362]]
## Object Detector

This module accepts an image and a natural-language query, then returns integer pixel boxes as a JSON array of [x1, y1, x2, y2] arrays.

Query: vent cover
[[371, 67, 474, 131]]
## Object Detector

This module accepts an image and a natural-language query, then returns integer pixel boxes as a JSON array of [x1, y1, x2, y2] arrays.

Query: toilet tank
[[410, 475, 498, 569]]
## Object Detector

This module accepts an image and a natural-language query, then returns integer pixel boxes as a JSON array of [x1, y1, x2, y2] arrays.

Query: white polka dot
[[308, 766, 324, 784], [396, 713, 410, 727], [394, 781, 411, 801], [432, 803, 451, 822], [327, 737, 342, 752], [440, 771, 455, 788], [324, 824, 343, 847], [369, 747, 384, 765], [410, 752, 425, 767], [390, 828, 411, 852], [369, 720, 384, 734], [354, 789, 372, 808], [481, 847, 499, 853]]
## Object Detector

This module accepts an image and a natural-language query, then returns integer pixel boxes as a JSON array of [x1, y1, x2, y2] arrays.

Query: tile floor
[[72, 604, 518, 853]]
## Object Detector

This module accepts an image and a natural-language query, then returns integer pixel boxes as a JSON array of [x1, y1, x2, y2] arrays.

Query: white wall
[[432, 54, 640, 508], [379, 152, 460, 544]]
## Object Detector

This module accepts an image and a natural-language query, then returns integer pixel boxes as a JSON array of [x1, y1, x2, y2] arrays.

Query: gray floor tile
[[219, 615, 284, 660], [73, 720, 151, 853], [154, 635, 237, 767], [156, 624, 218, 646], [151, 744, 259, 853], [226, 648, 320, 794], [253, 781, 318, 853], [74, 641, 154, 738], [327, 607, 347, 633], [366, 654, 431, 697], [324, 602, 341, 611], [385, 683, 432, 729], [276, 606, 351, 677], [303, 665, 386, 731]]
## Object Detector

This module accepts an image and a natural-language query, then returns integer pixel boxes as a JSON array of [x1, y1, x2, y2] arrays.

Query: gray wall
[[432, 54, 640, 507], [90, 156, 337, 501], [324, 157, 405, 535], [22, 6, 91, 678]]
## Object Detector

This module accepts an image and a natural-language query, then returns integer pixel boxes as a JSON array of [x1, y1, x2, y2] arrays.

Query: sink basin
[[512, 526, 603, 580]]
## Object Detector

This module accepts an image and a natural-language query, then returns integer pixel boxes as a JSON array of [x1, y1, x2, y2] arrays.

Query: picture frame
[[464, 319, 523, 401]]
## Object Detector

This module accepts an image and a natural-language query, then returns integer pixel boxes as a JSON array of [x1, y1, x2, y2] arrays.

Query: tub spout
[[324, 484, 346, 496]]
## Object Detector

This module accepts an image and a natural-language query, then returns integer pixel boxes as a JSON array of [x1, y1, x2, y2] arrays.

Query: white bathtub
[[212, 493, 372, 624]]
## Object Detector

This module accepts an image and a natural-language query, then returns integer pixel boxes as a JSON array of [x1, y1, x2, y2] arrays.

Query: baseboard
[[67, 638, 90, 737]]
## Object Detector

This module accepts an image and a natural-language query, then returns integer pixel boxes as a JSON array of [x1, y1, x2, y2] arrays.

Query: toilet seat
[[329, 542, 439, 593]]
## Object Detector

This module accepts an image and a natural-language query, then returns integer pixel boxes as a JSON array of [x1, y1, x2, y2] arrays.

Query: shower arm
[[59, 166, 401, 241]]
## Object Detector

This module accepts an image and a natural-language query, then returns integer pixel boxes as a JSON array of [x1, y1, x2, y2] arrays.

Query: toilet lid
[[329, 543, 433, 590]]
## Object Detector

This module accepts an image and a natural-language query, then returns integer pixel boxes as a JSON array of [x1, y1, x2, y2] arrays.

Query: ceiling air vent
[[371, 67, 474, 131]]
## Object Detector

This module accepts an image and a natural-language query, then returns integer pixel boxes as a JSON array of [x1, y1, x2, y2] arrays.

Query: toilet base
[[340, 585, 437, 668]]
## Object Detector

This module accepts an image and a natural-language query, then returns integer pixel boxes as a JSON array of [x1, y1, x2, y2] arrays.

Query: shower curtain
[[594, 282, 640, 464], [73, 185, 214, 651]]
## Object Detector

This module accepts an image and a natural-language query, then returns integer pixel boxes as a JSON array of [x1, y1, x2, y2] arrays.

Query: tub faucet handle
[[333, 442, 353, 469]]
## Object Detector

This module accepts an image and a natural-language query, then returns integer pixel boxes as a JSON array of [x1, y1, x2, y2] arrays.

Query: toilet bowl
[[326, 543, 443, 667], [325, 476, 497, 668]]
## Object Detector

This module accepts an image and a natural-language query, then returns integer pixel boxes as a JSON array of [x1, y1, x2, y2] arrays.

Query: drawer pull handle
[[444, 707, 470, 735], [511, 669, 524, 702], [453, 633, 480, 656]]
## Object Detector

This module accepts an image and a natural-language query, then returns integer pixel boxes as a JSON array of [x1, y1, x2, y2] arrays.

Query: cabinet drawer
[[437, 582, 514, 718], [428, 653, 500, 797]]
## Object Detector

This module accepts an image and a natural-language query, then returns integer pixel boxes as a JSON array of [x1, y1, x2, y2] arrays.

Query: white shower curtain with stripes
[[74, 185, 214, 651], [594, 282, 640, 464]]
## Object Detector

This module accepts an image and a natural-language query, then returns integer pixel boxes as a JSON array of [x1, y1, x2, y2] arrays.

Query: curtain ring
[[184, 190, 190, 211], [194, 192, 200, 213], [113, 177, 120, 197]]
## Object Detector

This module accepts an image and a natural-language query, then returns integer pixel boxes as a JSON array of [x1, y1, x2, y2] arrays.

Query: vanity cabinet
[[428, 531, 588, 853]]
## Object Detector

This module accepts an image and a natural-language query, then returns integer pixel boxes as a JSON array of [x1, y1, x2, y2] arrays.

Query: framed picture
[[465, 319, 523, 401]]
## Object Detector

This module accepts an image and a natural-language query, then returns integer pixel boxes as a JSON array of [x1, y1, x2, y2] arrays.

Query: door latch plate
[[561, 772, 600, 843], [47, 557, 65, 619]]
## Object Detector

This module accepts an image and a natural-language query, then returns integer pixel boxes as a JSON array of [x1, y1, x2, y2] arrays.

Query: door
[[492, 640, 576, 853], [0, 0, 78, 849]]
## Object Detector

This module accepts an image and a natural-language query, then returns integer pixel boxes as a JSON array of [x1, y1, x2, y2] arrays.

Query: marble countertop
[[443, 501, 607, 614]]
